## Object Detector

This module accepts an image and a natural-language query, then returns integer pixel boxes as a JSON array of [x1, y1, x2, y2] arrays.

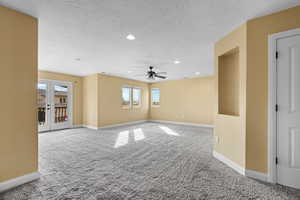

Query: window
[[132, 88, 141, 106], [122, 87, 131, 107], [151, 88, 160, 106], [122, 86, 143, 108]]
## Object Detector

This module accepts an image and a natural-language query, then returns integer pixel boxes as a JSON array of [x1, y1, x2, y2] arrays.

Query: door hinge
[[276, 157, 278, 165], [276, 51, 279, 59], [275, 104, 279, 112]]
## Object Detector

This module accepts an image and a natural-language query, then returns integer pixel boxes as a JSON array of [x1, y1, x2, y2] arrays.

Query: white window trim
[[132, 87, 142, 108], [151, 88, 160, 107], [121, 85, 144, 109], [121, 86, 132, 109]]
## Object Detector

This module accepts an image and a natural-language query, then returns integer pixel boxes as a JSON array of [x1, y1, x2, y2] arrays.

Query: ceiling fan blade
[[156, 72, 167, 75], [155, 74, 167, 79], [133, 74, 147, 77]]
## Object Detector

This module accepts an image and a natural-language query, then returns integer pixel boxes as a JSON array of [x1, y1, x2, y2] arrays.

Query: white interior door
[[38, 80, 73, 132], [277, 34, 300, 189]]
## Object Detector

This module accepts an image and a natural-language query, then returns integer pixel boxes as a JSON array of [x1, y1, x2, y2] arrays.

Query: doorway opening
[[38, 79, 73, 132]]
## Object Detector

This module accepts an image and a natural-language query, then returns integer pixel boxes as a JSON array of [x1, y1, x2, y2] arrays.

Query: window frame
[[132, 87, 142, 108], [121, 86, 132, 109], [151, 88, 160, 107]]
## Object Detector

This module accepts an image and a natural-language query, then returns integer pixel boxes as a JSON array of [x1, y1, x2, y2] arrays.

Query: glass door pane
[[54, 85, 69, 123], [38, 82, 50, 132], [51, 82, 72, 130]]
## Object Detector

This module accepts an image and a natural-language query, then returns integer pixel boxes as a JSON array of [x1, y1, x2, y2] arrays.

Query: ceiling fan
[[145, 66, 167, 80]]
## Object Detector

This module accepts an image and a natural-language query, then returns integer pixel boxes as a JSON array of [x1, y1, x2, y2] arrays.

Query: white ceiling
[[1, 0, 300, 82]]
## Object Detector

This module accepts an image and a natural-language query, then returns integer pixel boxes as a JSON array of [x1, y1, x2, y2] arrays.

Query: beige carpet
[[1, 122, 299, 200]]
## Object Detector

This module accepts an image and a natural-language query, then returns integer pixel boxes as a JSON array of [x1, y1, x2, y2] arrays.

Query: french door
[[38, 80, 72, 132]]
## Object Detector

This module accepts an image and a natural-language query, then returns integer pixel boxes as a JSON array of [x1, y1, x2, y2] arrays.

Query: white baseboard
[[0, 172, 40, 193], [83, 120, 148, 130], [82, 125, 99, 130], [83, 120, 214, 130], [213, 151, 269, 182], [99, 120, 148, 129], [245, 169, 268, 182], [149, 120, 214, 128], [213, 151, 245, 175]]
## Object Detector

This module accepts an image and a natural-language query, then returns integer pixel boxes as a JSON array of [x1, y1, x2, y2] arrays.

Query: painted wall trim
[[83, 120, 214, 130], [268, 27, 300, 184], [213, 151, 245, 175], [213, 151, 269, 182], [99, 120, 148, 129], [0, 172, 40, 193], [245, 169, 268, 182], [83, 125, 99, 130], [82, 120, 148, 130], [149, 120, 214, 128]]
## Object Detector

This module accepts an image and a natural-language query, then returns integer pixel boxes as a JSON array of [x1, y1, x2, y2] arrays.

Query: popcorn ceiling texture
[[1, 122, 300, 200], [1, 0, 299, 80]]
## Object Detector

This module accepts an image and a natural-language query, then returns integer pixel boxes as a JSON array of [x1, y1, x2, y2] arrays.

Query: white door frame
[[38, 79, 73, 132], [268, 27, 300, 183]]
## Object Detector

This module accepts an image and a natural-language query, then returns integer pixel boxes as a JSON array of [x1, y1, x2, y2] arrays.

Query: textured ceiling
[[1, 0, 300, 82]]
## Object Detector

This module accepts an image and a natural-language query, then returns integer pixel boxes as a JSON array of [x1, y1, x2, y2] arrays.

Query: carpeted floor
[[1, 122, 300, 200]]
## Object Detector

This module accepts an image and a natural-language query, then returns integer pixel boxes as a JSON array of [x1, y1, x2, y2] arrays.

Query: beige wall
[[82, 74, 149, 128], [83, 74, 99, 127], [82, 73, 215, 128], [38, 71, 83, 126], [54, 72, 214, 127], [214, 24, 247, 168], [246, 6, 300, 173], [214, 5, 300, 173], [150, 77, 214, 125], [0, 6, 38, 182], [98, 74, 149, 127]]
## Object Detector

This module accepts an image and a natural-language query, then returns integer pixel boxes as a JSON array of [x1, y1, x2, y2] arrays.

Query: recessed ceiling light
[[126, 34, 136, 41], [195, 72, 200, 75], [174, 60, 181, 64]]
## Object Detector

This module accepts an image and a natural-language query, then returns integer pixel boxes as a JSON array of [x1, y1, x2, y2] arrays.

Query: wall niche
[[218, 47, 240, 116]]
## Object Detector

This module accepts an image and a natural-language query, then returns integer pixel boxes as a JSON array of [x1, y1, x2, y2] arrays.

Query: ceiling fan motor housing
[[147, 66, 166, 79]]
